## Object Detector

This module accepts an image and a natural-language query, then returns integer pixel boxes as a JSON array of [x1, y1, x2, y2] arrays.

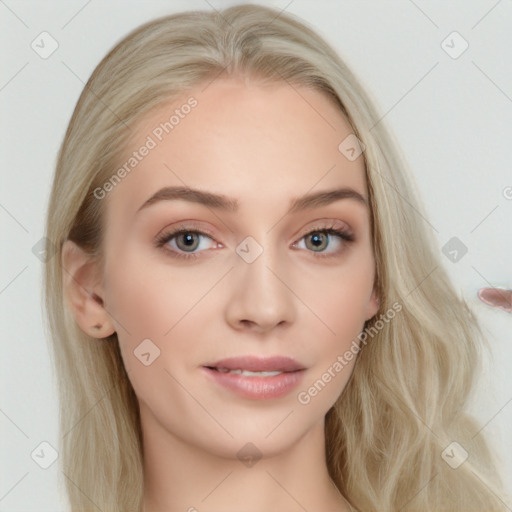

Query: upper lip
[[204, 356, 305, 372]]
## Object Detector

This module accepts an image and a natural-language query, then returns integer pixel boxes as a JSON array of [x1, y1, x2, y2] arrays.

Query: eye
[[293, 223, 354, 258], [154, 221, 355, 261], [154, 226, 219, 261]]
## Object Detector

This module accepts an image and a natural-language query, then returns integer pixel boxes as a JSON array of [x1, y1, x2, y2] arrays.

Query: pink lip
[[202, 367, 305, 400], [204, 355, 305, 372], [202, 356, 306, 400]]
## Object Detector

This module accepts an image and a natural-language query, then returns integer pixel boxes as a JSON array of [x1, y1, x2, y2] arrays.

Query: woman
[[44, 4, 506, 511]]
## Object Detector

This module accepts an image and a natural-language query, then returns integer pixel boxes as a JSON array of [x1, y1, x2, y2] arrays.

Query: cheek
[[102, 252, 202, 407], [102, 245, 225, 386], [297, 251, 374, 394], [295, 285, 370, 411], [297, 251, 375, 334], [104, 263, 171, 338], [103, 243, 214, 336]]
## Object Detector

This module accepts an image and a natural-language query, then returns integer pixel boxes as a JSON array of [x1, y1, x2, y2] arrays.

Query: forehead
[[105, 77, 367, 219]]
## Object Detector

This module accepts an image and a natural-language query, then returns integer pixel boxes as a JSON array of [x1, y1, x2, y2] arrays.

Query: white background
[[1, 1, 511, 510]]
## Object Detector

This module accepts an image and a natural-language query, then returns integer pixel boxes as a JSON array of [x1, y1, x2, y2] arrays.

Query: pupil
[[179, 233, 198, 250], [310, 232, 326, 250]]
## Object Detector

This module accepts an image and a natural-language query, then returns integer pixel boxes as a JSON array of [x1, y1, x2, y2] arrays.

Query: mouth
[[206, 367, 289, 377], [203, 355, 306, 373], [201, 356, 306, 400]]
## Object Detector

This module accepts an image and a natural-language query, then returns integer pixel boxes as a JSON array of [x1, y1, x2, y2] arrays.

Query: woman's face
[[100, 77, 379, 457]]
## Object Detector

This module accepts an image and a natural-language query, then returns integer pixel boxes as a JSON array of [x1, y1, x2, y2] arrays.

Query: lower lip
[[201, 367, 305, 400]]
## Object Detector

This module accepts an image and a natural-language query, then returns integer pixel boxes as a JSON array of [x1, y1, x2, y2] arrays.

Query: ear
[[365, 285, 380, 321], [61, 240, 116, 339]]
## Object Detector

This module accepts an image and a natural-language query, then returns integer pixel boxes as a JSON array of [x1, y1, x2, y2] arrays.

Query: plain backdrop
[[1, 1, 511, 510]]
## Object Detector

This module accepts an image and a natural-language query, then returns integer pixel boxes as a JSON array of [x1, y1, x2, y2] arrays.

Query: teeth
[[216, 368, 283, 377]]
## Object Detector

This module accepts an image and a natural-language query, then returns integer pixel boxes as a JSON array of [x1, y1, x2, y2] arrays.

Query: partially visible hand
[[478, 287, 512, 313]]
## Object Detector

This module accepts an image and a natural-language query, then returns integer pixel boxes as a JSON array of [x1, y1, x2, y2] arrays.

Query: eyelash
[[154, 222, 355, 261]]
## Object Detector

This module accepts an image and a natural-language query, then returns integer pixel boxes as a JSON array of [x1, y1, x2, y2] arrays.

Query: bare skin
[[478, 287, 512, 312], [63, 76, 379, 512]]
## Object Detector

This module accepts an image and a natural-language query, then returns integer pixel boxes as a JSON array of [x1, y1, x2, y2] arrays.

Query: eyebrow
[[136, 185, 368, 215]]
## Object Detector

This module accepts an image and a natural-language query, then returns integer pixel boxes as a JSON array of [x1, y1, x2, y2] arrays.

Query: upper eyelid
[[156, 221, 352, 250], [157, 219, 351, 239]]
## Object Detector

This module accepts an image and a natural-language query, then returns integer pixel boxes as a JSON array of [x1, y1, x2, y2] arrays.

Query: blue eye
[[155, 225, 354, 261]]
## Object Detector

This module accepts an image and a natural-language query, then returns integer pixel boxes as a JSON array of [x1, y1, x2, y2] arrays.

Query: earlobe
[[61, 240, 116, 339]]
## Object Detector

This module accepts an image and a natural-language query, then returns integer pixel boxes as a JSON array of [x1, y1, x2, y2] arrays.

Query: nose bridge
[[238, 237, 282, 293], [225, 234, 296, 331]]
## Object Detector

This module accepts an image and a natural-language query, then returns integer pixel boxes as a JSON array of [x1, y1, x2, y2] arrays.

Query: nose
[[224, 243, 297, 334]]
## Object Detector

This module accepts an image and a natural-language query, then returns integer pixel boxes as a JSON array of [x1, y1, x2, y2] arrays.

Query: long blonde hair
[[44, 4, 507, 511]]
